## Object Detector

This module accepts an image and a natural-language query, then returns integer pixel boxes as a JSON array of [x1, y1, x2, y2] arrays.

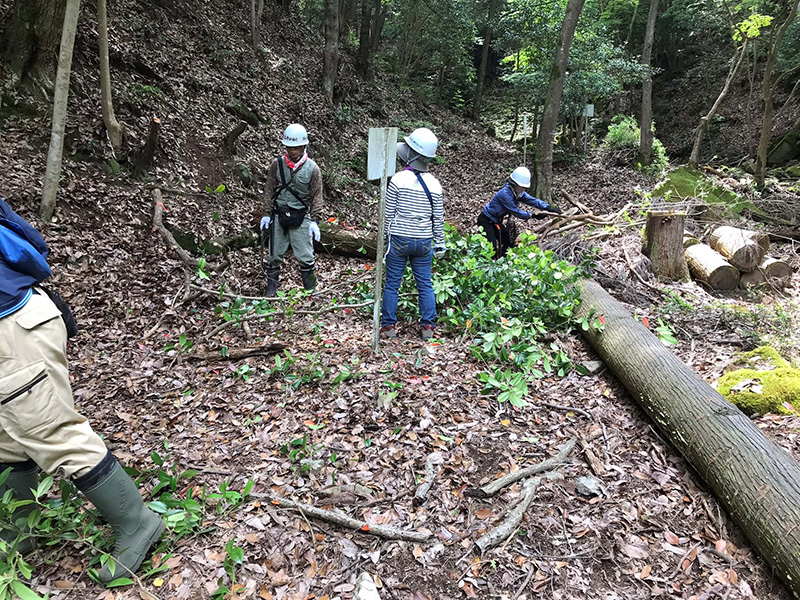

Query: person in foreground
[[478, 166, 562, 259], [380, 127, 445, 341], [0, 197, 164, 582]]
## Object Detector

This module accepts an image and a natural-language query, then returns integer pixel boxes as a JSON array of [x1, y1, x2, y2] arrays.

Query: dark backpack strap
[[413, 171, 435, 224]]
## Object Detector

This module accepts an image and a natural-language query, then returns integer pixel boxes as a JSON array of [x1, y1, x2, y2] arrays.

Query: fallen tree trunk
[[576, 279, 800, 598], [682, 232, 700, 249], [685, 244, 739, 291], [708, 225, 766, 272], [166, 221, 378, 259]]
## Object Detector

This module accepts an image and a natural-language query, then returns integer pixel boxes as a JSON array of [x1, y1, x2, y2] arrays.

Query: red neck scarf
[[284, 150, 308, 172]]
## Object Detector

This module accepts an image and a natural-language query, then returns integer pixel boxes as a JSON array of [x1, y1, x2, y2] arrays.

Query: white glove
[[260, 216, 271, 231], [309, 220, 321, 242], [434, 246, 445, 259]]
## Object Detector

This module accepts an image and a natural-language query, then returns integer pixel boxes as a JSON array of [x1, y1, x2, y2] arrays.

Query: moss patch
[[652, 166, 754, 215], [718, 346, 800, 415]]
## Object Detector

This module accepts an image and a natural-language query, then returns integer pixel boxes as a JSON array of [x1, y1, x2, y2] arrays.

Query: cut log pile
[[684, 225, 792, 290]]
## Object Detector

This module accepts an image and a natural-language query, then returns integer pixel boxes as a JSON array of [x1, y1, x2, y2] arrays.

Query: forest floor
[[2, 0, 800, 598], [3, 115, 800, 600]]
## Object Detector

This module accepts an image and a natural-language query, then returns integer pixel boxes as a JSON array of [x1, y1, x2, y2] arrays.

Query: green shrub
[[603, 115, 668, 177]]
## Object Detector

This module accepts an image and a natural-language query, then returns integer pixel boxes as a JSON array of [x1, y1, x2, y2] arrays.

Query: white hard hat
[[283, 123, 308, 147], [404, 127, 438, 159], [510, 166, 531, 188]]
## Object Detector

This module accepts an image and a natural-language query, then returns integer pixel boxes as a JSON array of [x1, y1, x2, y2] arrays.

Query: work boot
[[265, 267, 280, 298], [75, 453, 165, 583], [421, 324, 436, 340], [300, 268, 317, 293], [379, 324, 397, 339], [0, 460, 38, 560]]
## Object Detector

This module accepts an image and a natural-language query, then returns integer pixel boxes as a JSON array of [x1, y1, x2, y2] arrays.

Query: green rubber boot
[[75, 455, 164, 582], [0, 460, 38, 561]]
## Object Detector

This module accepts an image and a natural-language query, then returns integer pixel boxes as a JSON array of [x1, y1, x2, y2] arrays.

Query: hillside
[[1, 1, 800, 600]]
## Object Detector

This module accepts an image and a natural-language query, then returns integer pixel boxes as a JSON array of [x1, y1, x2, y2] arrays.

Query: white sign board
[[583, 104, 595, 118], [367, 128, 397, 181]]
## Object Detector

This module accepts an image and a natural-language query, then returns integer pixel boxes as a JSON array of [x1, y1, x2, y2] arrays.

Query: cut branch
[[224, 122, 247, 154], [256, 495, 432, 542], [465, 438, 576, 499], [474, 472, 564, 553]]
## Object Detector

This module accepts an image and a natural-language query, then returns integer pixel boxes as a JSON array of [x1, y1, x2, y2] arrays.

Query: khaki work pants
[[0, 291, 107, 478], [268, 215, 315, 269]]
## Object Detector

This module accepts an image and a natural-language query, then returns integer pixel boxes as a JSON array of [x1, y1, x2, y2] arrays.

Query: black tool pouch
[[278, 207, 307, 231], [41, 287, 78, 339]]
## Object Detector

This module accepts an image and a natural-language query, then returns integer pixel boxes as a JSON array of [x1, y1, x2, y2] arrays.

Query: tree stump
[[575, 279, 800, 598], [708, 225, 766, 272], [685, 244, 740, 291], [642, 211, 690, 281]]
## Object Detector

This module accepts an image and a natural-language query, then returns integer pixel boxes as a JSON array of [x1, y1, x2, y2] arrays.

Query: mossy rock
[[718, 346, 799, 415], [786, 165, 800, 179], [652, 167, 752, 215]]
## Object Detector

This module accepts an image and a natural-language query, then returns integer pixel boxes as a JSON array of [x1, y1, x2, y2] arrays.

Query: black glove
[[547, 205, 563, 215]]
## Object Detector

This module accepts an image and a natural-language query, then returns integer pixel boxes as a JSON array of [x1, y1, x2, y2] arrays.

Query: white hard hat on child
[[283, 123, 308, 147], [510, 166, 531, 188], [404, 127, 438, 158]]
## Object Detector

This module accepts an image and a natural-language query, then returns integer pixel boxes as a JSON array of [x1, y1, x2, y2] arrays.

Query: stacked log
[[683, 226, 792, 290], [685, 244, 740, 291], [708, 226, 767, 272]]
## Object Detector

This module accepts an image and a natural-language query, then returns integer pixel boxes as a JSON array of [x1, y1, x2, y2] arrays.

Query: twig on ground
[[512, 565, 537, 600], [541, 402, 593, 421], [579, 437, 607, 477], [183, 344, 286, 361], [413, 454, 438, 507], [622, 243, 665, 295], [465, 438, 577, 498], [474, 472, 564, 553], [251, 494, 431, 542], [671, 542, 701, 578]]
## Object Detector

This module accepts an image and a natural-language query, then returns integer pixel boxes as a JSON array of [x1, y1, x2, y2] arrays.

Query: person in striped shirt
[[380, 127, 445, 341]]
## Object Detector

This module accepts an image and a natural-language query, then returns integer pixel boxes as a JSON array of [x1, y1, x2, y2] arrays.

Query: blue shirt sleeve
[[518, 191, 550, 211], [0, 198, 49, 259], [497, 187, 531, 220]]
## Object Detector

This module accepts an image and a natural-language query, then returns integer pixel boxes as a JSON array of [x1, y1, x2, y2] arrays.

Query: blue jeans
[[381, 235, 436, 327]]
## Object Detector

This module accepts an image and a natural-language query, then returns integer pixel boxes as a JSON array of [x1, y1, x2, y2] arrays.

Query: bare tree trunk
[[534, 0, 586, 202], [40, 0, 81, 222], [746, 41, 757, 157], [2, 0, 66, 89], [576, 279, 800, 598], [638, 0, 659, 166], [624, 0, 639, 47], [322, 0, 340, 104], [356, 0, 373, 77], [755, 0, 799, 187], [689, 40, 747, 168], [250, 0, 265, 47], [472, 0, 500, 119], [97, 0, 123, 154]]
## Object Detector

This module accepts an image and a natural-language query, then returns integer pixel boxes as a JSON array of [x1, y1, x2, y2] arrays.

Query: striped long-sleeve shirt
[[384, 169, 444, 247]]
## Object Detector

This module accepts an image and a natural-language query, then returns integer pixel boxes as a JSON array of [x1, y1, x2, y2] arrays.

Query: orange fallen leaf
[[642, 316, 650, 328], [475, 508, 493, 519], [360, 524, 370, 531], [640, 564, 651, 579], [664, 530, 680, 545]]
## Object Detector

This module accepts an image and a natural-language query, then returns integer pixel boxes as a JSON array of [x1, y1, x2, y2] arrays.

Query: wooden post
[[642, 210, 689, 281], [367, 127, 398, 353]]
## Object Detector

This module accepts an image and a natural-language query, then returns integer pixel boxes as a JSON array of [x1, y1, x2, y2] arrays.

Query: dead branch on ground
[[465, 438, 576, 499], [474, 472, 564, 553], [253, 494, 432, 542]]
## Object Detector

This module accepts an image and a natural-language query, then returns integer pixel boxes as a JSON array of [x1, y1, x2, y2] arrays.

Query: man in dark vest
[[0, 198, 164, 582], [260, 124, 324, 296]]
